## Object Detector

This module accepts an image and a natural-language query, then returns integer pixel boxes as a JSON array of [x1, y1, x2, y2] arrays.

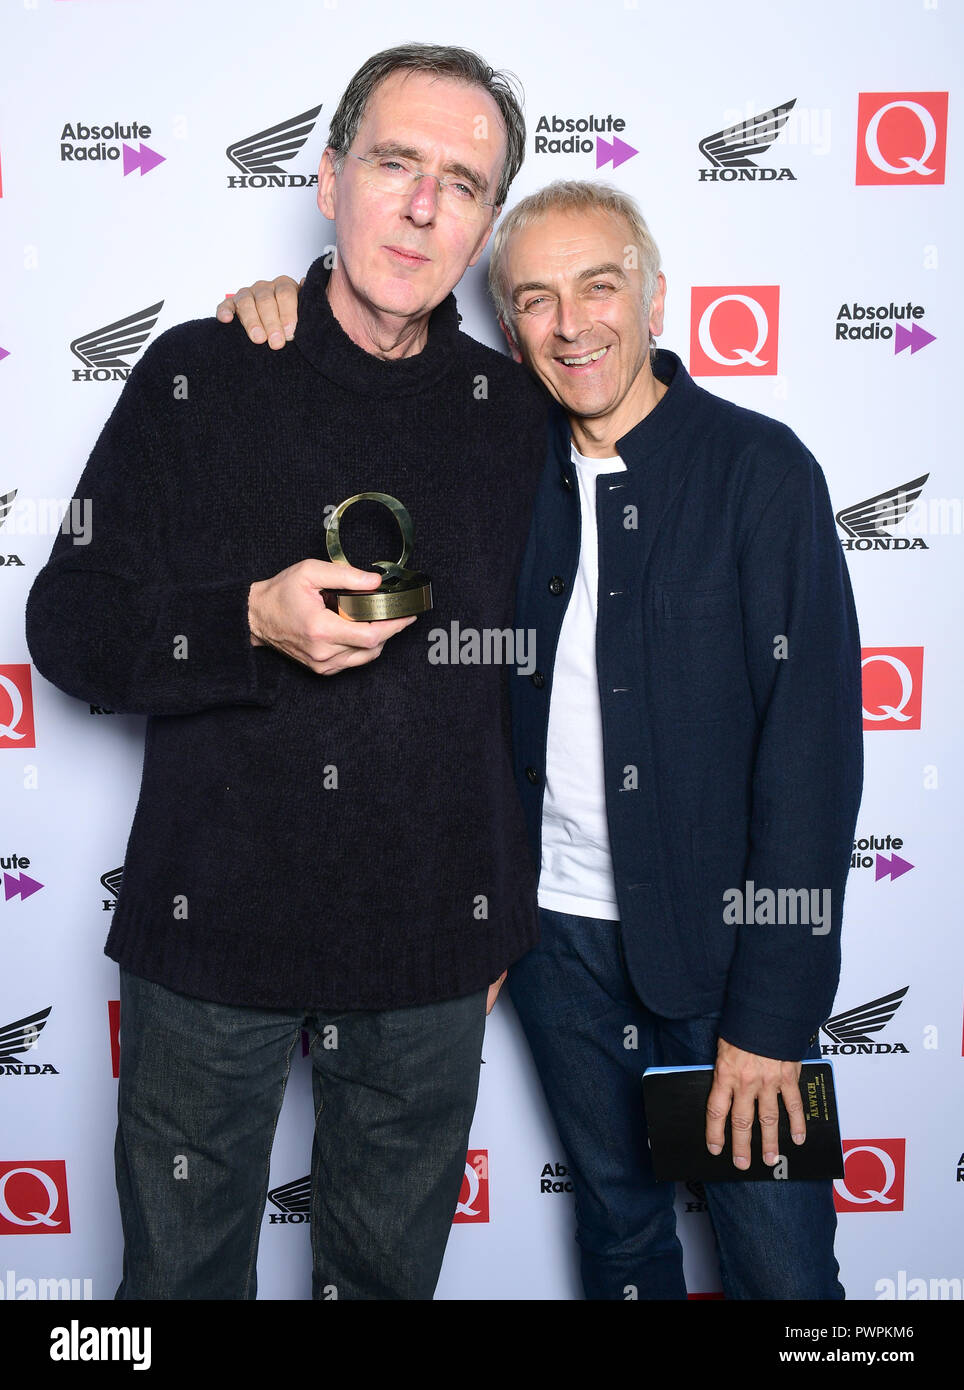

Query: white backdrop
[[0, 0, 961, 1302]]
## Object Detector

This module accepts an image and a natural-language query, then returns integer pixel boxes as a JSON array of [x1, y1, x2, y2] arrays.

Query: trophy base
[[335, 577, 433, 622]]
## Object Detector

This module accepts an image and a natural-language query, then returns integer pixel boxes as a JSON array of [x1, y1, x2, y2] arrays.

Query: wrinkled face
[[318, 69, 507, 324], [502, 207, 665, 428]]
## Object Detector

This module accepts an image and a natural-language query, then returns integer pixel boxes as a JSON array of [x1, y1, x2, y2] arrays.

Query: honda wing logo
[[699, 99, 795, 168], [0, 490, 16, 529], [822, 987, 908, 1046], [835, 474, 928, 539], [226, 105, 322, 188], [0, 1007, 51, 1061], [100, 866, 124, 899], [70, 302, 163, 380], [266, 1175, 311, 1223]]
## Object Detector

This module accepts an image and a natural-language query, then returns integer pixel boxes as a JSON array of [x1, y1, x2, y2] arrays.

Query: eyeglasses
[[350, 153, 496, 221]]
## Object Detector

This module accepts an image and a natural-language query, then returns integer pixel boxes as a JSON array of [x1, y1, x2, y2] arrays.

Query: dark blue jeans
[[509, 909, 844, 1301], [114, 969, 486, 1300]]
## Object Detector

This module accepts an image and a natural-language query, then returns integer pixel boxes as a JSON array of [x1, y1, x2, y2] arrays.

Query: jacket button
[[530, 670, 545, 689], [525, 766, 540, 785], [548, 576, 565, 595], [561, 473, 573, 491]]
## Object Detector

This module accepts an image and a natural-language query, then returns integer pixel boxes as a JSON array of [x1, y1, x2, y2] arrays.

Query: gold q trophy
[[325, 492, 433, 621]]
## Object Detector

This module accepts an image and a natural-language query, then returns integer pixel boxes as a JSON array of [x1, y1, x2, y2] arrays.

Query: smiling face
[[318, 69, 507, 352], [501, 207, 666, 452]]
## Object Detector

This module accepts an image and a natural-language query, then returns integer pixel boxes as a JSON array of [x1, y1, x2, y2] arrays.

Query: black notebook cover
[[642, 1061, 844, 1182]]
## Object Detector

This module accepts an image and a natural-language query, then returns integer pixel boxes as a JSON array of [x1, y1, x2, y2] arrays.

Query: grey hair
[[488, 180, 662, 344], [326, 43, 525, 208]]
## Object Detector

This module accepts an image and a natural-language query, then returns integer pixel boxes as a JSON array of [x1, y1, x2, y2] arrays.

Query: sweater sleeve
[[716, 437, 864, 1059], [25, 343, 285, 716]]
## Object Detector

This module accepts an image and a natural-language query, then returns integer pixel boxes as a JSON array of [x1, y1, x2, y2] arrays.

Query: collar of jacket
[[292, 256, 462, 397], [549, 348, 700, 484]]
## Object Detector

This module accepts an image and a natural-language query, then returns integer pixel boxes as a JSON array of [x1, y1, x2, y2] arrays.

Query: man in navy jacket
[[488, 181, 862, 1299], [221, 180, 863, 1299]]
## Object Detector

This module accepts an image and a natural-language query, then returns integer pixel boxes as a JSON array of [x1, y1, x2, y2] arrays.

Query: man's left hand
[[705, 1039, 806, 1169]]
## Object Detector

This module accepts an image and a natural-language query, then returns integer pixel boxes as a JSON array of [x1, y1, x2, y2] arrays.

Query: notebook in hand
[[641, 1060, 844, 1182]]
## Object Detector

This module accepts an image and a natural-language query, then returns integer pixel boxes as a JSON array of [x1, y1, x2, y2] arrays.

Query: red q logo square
[[833, 1140, 905, 1213], [861, 647, 923, 730], [0, 665, 36, 749], [689, 287, 779, 377], [856, 93, 948, 186], [452, 1149, 489, 1224], [0, 1160, 71, 1235], [108, 1000, 121, 1078]]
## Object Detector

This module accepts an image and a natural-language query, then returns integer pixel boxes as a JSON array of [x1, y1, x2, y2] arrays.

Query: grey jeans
[[114, 968, 487, 1300]]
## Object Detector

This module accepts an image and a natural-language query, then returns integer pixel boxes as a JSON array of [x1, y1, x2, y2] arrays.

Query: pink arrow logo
[[875, 852, 914, 882], [596, 135, 638, 170], [3, 871, 44, 901], [894, 322, 935, 355], [0, 348, 9, 363], [122, 142, 165, 177]]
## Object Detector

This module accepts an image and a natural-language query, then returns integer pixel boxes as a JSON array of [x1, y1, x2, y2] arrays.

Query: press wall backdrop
[[0, 0, 961, 1302]]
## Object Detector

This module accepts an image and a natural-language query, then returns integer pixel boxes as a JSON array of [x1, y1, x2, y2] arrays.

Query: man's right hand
[[248, 559, 415, 676], [217, 276, 302, 349]]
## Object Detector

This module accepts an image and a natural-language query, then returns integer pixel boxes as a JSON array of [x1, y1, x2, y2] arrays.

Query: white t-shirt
[[538, 445, 626, 921]]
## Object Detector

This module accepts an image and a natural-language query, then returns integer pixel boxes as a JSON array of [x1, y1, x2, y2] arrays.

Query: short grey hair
[[327, 43, 525, 208], [488, 180, 662, 342]]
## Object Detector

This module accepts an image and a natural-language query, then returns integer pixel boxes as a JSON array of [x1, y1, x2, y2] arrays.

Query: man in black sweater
[[220, 182, 863, 1300], [26, 45, 546, 1300]]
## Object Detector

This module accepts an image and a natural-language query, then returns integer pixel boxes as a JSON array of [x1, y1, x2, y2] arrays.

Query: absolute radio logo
[[0, 1162, 70, 1234], [821, 987, 910, 1056], [856, 93, 948, 185], [226, 105, 322, 189], [60, 121, 165, 177], [0, 665, 36, 750], [689, 287, 779, 377], [70, 303, 163, 383], [861, 648, 923, 730], [851, 832, 913, 881], [452, 1150, 489, 1223], [836, 475, 929, 552], [698, 99, 796, 182], [533, 114, 637, 168], [833, 1140, 905, 1212], [2, 852, 44, 904], [834, 301, 936, 355], [0, 1007, 57, 1076], [540, 1161, 574, 1194]]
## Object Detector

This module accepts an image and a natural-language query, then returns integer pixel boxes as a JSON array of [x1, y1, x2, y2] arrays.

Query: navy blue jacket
[[511, 351, 863, 1059]]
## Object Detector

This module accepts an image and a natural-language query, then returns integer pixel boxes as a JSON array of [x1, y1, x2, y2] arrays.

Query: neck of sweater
[[292, 256, 462, 397]]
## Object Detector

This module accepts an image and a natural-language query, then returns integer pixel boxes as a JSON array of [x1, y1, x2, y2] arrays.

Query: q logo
[[689, 287, 779, 377], [861, 647, 923, 730], [452, 1149, 490, 1224], [856, 93, 947, 185], [0, 665, 36, 748], [0, 1161, 70, 1234], [833, 1140, 905, 1213]]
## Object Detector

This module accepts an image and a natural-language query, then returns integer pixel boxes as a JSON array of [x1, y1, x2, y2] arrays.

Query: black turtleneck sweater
[[26, 259, 548, 1009]]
